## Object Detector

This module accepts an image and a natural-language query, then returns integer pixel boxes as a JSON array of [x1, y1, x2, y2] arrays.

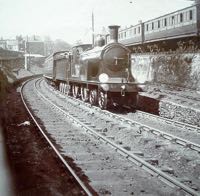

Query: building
[[26, 41, 45, 56], [0, 40, 7, 50], [6, 40, 19, 51], [0, 39, 19, 51], [0, 48, 24, 70]]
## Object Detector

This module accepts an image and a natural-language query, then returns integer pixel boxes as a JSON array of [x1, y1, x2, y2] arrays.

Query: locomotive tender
[[44, 26, 139, 109], [112, 4, 200, 52]]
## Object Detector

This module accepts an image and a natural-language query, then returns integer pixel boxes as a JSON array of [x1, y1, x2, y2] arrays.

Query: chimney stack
[[108, 25, 120, 43]]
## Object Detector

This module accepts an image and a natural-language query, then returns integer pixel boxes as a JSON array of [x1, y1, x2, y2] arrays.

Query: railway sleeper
[[132, 151, 144, 157], [177, 177, 192, 184], [106, 136, 115, 140], [127, 156, 143, 166], [144, 158, 159, 166], [161, 167, 174, 175], [157, 176, 177, 188], [141, 165, 158, 176]]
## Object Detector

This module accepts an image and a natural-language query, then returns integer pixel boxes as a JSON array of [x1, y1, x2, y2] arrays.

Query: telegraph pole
[[92, 12, 95, 46], [24, 36, 28, 70]]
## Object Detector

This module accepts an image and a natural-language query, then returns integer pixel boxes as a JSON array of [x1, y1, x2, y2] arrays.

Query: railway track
[[22, 78, 177, 195], [43, 78, 200, 195], [134, 110, 200, 133], [21, 79, 93, 196], [104, 111, 200, 153], [22, 77, 200, 195], [122, 110, 200, 145], [45, 78, 200, 150], [53, 81, 200, 147], [158, 87, 200, 104]]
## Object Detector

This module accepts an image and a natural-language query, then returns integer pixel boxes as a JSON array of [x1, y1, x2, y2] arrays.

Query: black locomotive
[[44, 26, 139, 109]]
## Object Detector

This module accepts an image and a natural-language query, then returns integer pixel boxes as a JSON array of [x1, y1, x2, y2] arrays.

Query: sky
[[0, 0, 193, 44]]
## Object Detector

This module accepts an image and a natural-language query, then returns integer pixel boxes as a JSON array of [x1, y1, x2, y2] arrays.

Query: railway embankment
[[138, 85, 200, 127], [0, 64, 199, 194], [0, 67, 33, 196], [132, 52, 200, 126], [0, 69, 87, 195], [132, 53, 200, 90]]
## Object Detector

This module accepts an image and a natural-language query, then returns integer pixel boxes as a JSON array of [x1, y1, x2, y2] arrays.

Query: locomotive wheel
[[63, 84, 65, 94], [81, 87, 89, 102], [65, 84, 70, 96], [72, 85, 79, 98], [89, 90, 97, 105], [62, 83, 65, 93], [63, 84, 67, 94], [98, 91, 108, 110], [59, 83, 61, 92], [59, 83, 63, 93]]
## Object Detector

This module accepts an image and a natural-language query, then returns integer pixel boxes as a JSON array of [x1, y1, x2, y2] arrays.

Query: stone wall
[[131, 53, 200, 91], [159, 101, 200, 127]]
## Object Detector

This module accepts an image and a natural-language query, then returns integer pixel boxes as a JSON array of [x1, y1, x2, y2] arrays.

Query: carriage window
[[171, 16, 175, 25], [146, 24, 149, 31], [164, 18, 167, 26], [180, 13, 183, 22], [138, 27, 140, 34], [152, 22, 154, 30], [158, 20, 160, 28], [124, 32, 126, 38], [190, 10, 193, 20], [134, 28, 136, 34]]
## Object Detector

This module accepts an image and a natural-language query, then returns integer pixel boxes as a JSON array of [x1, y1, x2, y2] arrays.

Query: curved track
[[21, 79, 93, 196], [22, 77, 200, 196]]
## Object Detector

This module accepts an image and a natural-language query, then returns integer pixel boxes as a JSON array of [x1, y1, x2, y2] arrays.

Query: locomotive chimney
[[108, 25, 120, 43]]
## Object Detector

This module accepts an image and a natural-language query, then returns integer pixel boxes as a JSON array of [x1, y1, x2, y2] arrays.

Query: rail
[[39, 78, 200, 196], [20, 78, 93, 196]]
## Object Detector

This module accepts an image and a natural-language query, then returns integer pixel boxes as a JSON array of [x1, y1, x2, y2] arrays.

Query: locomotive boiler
[[46, 25, 139, 109]]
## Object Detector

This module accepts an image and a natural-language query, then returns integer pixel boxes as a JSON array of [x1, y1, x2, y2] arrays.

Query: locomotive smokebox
[[108, 25, 120, 43]]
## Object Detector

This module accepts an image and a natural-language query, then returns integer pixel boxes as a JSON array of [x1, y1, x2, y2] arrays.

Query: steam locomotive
[[44, 26, 139, 109]]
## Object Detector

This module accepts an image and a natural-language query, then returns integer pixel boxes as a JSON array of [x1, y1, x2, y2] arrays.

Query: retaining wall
[[131, 53, 200, 91]]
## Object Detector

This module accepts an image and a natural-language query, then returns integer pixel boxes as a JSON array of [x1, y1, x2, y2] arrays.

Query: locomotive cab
[[70, 44, 92, 80]]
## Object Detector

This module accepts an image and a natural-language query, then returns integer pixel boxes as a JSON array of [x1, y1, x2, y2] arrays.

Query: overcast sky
[[0, 0, 192, 44]]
